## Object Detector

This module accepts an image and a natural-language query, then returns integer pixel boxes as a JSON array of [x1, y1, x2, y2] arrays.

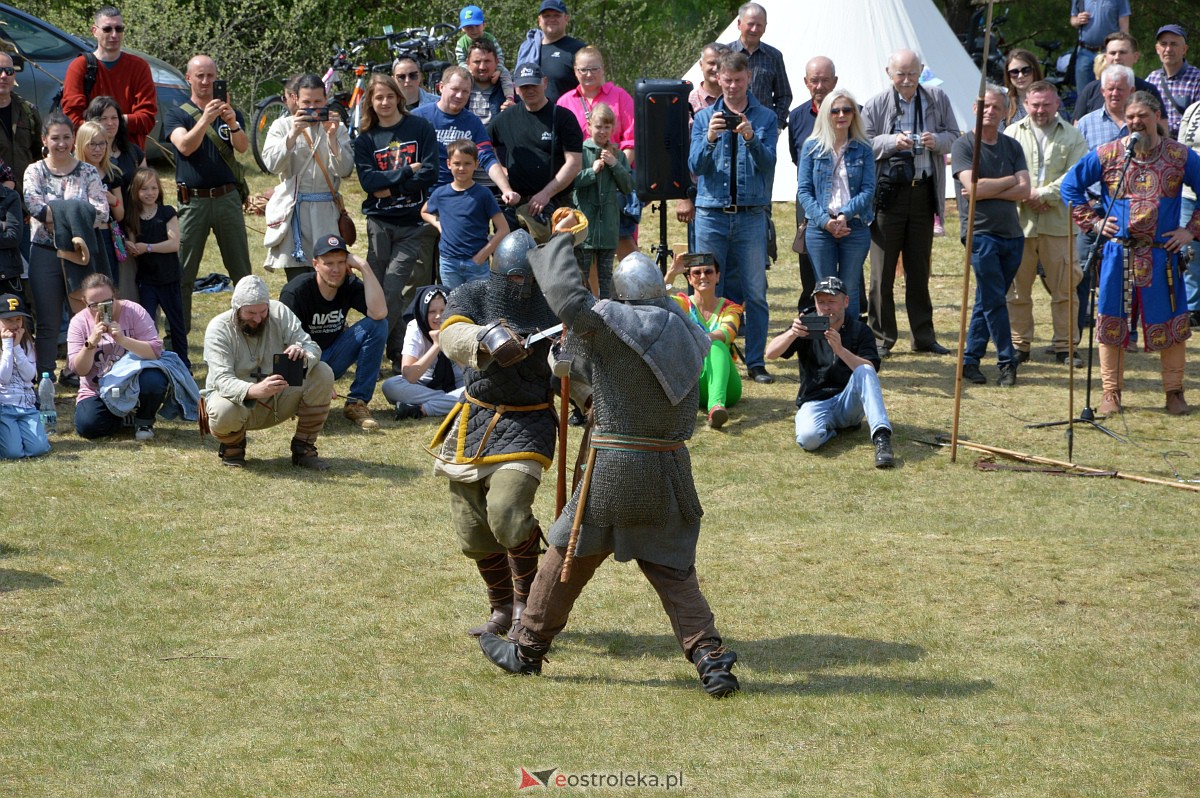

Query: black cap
[[312, 234, 349, 258], [813, 276, 847, 296], [0, 293, 31, 319], [513, 62, 545, 86]]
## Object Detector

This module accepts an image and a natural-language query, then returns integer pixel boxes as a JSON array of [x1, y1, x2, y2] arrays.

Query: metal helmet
[[490, 229, 537, 277], [612, 252, 666, 301]]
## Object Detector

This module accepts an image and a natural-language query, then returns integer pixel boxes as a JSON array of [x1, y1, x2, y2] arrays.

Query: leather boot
[[479, 632, 546, 675], [692, 643, 740, 698], [1166, 390, 1190, 416], [467, 553, 513, 637], [506, 526, 542, 642], [290, 437, 330, 470], [1097, 343, 1124, 417], [1160, 343, 1187, 415], [217, 434, 246, 468]]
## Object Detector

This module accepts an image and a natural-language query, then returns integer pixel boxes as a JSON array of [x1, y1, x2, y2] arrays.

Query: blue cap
[[539, 0, 568, 14], [1156, 24, 1187, 41], [459, 5, 485, 28], [313, 234, 349, 257]]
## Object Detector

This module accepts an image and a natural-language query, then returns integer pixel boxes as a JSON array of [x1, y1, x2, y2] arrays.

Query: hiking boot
[[290, 437, 331, 471], [1166, 390, 1190, 416], [962, 363, 987, 385], [1097, 391, 1122, 417], [707, 404, 728, 430], [693, 644, 740, 698], [218, 436, 246, 468], [479, 632, 546, 675], [998, 362, 1017, 388], [394, 402, 423, 421], [873, 429, 895, 469], [343, 400, 378, 429]]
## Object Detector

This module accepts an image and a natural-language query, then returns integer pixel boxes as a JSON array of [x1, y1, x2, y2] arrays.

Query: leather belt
[[179, 183, 235, 200], [909, 175, 933, 187], [591, 433, 685, 452], [721, 204, 762, 214]]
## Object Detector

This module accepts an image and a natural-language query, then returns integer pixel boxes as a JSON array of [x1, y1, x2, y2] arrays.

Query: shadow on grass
[[0, 542, 22, 558], [0, 568, 61, 592], [542, 672, 993, 698]]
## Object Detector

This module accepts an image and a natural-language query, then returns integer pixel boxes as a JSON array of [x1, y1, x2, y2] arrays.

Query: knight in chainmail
[[429, 229, 559, 643], [479, 233, 742, 698]]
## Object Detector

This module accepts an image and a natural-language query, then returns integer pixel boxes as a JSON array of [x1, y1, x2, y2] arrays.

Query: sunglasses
[[395, 71, 421, 81], [689, 267, 716, 276], [1007, 65, 1033, 78], [0, 66, 14, 77], [829, 106, 855, 116], [98, 25, 126, 33]]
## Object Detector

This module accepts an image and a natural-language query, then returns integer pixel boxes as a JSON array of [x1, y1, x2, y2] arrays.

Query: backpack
[[49, 53, 99, 115]]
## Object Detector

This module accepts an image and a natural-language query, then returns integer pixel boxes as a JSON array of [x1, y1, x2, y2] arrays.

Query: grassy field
[[1, 159, 1198, 797]]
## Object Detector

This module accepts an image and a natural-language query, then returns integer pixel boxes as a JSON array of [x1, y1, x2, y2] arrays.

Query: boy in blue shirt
[[421, 139, 510, 288]]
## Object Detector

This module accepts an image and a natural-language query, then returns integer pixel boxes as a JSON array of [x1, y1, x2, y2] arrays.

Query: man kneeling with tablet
[[202, 275, 335, 469], [765, 276, 895, 468]]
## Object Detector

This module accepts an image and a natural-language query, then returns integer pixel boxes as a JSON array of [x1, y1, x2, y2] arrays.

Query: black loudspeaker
[[634, 79, 692, 201]]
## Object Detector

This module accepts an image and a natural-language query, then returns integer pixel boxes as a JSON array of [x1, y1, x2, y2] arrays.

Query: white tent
[[682, 0, 983, 202]]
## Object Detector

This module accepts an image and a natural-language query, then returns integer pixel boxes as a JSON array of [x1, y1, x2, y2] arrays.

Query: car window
[[0, 9, 81, 61]]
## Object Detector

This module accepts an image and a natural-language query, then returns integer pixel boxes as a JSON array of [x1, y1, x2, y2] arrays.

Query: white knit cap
[[231, 275, 270, 309]]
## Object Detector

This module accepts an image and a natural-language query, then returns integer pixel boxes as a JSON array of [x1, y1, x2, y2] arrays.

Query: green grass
[[1, 157, 1198, 797]]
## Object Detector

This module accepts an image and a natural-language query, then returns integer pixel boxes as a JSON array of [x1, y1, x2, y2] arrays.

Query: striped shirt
[[727, 39, 792, 129], [1146, 61, 1200, 137]]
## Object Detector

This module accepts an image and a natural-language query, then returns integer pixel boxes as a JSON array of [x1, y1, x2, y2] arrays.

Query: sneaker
[[290, 438, 331, 471], [933, 214, 945, 237], [708, 404, 728, 430], [1055, 351, 1083, 368], [343, 400, 378, 430], [962, 363, 987, 384], [873, 429, 895, 469], [394, 402, 423, 421], [1014, 349, 1031, 364], [58, 370, 79, 389], [134, 425, 154, 442], [997, 362, 1018, 387]]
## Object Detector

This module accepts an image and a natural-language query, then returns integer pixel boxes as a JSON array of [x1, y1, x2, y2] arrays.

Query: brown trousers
[[519, 544, 721, 662]]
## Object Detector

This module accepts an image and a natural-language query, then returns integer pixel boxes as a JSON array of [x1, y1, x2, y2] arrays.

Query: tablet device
[[272, 353, 306, 387]]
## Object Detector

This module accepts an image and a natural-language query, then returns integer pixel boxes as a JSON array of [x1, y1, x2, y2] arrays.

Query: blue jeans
[[794, 364, 891, 451], [964, 234, 1024, 367], [1181, 196, 1199, 312], [805, 223, 870, 318], [320, 316, 387, 404], [440, 255, 489, 290], [0, 404, 51, 459], [74, 366, 168, 438], [1075, 47, 1098, 94], [694, 206, 768, 368]]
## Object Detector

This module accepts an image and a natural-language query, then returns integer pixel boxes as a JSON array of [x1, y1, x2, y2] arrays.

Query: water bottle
[[38, 372, 57, 435]]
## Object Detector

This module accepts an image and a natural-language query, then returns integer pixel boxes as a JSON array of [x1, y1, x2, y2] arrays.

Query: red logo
[[518, 767, 559, 789]]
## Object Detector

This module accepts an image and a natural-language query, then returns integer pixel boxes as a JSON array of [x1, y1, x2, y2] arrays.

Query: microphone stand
[[1026, 136, 1141, 445]]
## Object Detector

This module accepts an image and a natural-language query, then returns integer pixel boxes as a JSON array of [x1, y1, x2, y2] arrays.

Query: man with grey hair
[[951, 86, 1030, 387], [202, 275, 335, 470], [862, 49, 960, 358], [727, 2, 791, 129]]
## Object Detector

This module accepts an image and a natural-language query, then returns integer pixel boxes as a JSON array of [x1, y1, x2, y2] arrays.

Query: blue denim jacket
[[796, 137, 876, 230], [689, 93, 778, 208]]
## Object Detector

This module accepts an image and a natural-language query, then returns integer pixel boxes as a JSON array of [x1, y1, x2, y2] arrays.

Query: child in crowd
[[0, 293, 51, 459], [74, 121, 119, 281], [572, 102, 633, 298], [420, 139, 509, 289], [454, 5, 514, 97], [125, 167, 190, 371], [381, 284, 464, 420]]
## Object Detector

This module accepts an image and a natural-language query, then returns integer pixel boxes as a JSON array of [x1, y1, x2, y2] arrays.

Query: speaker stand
[[650, 200, 672, 276]]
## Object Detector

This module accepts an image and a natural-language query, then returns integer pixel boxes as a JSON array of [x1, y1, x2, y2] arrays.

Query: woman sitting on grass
[[666, 252, 742, 430]]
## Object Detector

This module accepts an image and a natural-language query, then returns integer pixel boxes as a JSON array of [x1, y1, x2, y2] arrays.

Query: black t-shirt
[[166, 105, 245, 189], [111, 144, 144, 205], [133, 204, 181, 286], [951, 132, 1027, 241], [278, 272, 367, 351], [0, 104, 12, 146], [777, 314, 881, 407], [489, 101, 583, 202], [540, 36, 586, 103]]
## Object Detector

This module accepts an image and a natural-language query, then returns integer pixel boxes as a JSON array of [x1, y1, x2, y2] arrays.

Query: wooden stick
[[952, 438, 1200, 492], [560, 445, 597, 583], [951, 0, 997, 464], [556, 374, 569, 518], [1067, 224, 1076, 460]]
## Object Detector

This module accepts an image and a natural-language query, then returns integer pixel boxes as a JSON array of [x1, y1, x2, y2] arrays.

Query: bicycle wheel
[[250, 95, 288, 174]]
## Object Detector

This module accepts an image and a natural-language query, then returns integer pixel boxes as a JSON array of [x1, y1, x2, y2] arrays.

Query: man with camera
[[168, 54, 251, 335], [765, 276, 894, 469], [689, 50, 778, 384], [203, 275, 334, 469], [862, 49, 960, 359]]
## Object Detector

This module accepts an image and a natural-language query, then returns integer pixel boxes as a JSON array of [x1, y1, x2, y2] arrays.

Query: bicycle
[[384, 22, 457, 94]]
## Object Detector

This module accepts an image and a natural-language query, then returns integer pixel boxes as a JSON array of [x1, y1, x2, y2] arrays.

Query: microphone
[[1125, 132, 1143, 155]]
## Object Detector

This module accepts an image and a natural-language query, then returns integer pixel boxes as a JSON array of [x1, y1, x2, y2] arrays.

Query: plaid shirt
[[727, 39, 792, 129], [1147, 61, 1200, 137]]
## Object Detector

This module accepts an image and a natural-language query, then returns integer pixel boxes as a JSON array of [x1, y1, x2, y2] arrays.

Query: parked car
[[0, 3, 189, 162]]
